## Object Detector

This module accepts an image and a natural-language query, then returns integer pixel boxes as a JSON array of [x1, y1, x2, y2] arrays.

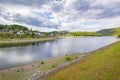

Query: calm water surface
[[0, 36, 119, 69]]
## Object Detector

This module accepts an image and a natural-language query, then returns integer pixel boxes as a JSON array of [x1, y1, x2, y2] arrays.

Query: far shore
[[0, 36, 102, 47], [0, 37, 57, 47], [0, 36, 116, 46]]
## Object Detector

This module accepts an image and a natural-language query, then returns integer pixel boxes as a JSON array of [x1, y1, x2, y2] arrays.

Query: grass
[[39, 54, 81, 72], [47, 41, 120, 80]]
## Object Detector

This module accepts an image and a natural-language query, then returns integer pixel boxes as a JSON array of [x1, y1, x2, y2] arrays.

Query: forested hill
[[69, 32, 101, 36], [0, 24, 68, 39], [0, 24, 28, 31], [0, 24, 44, 39], [96, 27, 120, 36], [96, 28, 116, 36]]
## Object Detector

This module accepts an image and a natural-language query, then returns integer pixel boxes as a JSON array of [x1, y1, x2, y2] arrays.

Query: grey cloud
[[12, 14, 59, 29], [73, 0, 92, 11], [0, 0, 51, 7], [96, 9, 120, 19], [90, 1, 120, 19], [69, 0, 120, 19], [51, 4, 63, 12]]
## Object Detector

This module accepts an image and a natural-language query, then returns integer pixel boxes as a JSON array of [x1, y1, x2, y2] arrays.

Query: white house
[[17, 30, 24, 34], [8, 30, 13, 34]]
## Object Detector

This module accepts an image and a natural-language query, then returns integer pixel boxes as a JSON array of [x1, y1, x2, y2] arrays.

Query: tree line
[[69, 32, 101, 36], [0, 24, 68, 40]]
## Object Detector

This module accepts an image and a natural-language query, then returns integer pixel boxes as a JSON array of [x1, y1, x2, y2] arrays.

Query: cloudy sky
[[0, 0, 120, 32]]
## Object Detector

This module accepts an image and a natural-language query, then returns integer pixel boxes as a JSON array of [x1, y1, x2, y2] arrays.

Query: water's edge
[[36, 40, 120, 80], [0, 40, 119, 80]]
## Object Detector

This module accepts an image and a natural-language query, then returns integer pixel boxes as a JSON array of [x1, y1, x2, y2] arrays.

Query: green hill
[[96, 28, 116, 36], [69, 32, 101, 36]]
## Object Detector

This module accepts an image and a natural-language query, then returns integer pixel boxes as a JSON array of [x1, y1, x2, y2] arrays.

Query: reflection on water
[[0, 36, 119, 69]]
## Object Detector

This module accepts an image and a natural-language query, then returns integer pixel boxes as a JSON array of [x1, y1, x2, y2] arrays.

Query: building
[[17, 30, 24, 34]]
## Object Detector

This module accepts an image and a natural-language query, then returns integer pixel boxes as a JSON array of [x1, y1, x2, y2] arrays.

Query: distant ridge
[[96, 28, 116, 36]]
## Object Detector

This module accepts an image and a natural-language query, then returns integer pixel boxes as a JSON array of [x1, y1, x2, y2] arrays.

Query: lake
[[0, 36, 119, 69]]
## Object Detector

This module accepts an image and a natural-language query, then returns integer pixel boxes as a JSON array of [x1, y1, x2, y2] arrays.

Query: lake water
[[0, 36, 119, 69]]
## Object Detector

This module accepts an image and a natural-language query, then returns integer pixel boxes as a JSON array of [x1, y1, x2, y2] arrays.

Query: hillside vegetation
[[0, 24, 44, 39], [48, 41, 120, 80], [69, 32, 101, 36], [0, 24, 68, 40], [96, 27, 120, 36], [1, 24, 120, 40], [0, 24, 101, 40], [115, 27, 120, 37], [96, 28, 116, 36]]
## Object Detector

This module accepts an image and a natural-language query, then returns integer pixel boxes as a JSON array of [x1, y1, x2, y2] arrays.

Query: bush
[[117, 35, 120, 37], [40, 61, 45, 64], [65, 56, 72, 61], [52, 64, 58, 68], [17, 70, 20, 72], [75, 56, 78, 58]]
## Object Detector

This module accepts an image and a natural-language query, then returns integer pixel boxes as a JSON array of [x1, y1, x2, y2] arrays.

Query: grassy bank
[[0, 53, 83, 80], [0, 37, 57, 47], [47, 41, 120, 80]]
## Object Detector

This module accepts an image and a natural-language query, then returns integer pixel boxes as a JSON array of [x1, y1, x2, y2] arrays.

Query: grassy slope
[[96, 28, 116, 36], [48, 41, 120, 80]]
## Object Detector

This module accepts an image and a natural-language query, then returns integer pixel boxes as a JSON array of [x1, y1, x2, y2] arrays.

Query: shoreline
[[0, 52, 84, 80], [36, 40, 120, 80], [0, 40, 119, 80]]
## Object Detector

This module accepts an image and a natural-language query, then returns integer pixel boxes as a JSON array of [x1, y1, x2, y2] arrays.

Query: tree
[[31, 32, 35, 38]]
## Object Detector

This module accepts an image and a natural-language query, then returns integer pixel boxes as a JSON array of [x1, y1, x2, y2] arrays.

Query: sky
[[0, 0, 120, 32]]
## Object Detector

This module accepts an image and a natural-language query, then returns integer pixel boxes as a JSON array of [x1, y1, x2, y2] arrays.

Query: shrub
[[40, 61, 45, 64], [65, 56, 72, 61], [17, 70, 20, 72], [75, 56, 78, 58], [52, 64, 58, 68], [117, 35, 120, 37]]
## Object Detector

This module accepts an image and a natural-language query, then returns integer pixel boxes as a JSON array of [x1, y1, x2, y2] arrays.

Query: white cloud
[[0, 0, 120, 31]]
